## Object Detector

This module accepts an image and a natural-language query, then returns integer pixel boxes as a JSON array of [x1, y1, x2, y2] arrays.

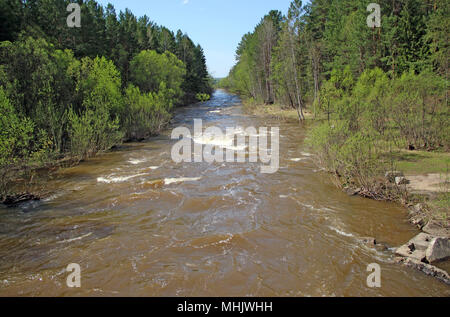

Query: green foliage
[[130, 50, 186, 102], [225, 0, 449, 195], [0, 0, 212, 181], [195, 93, 210, 102], [67, 56, 124, 160], [0, 87, 35, 167], [123, 84, 172, 140], [309, 67, 448, 191], [389, 70, 448, 150], [68, 105, 122, 161], [425, 0, 450, 75], [0, 87, 51, 196]]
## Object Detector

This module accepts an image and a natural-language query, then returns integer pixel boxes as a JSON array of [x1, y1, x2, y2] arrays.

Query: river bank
[[0, 98, 203, 206], [241, 99, 314, 123], [241, 98, 448, 228], [241, 97, 449, 283]]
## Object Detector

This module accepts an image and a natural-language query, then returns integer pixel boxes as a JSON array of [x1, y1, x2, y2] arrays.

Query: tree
[[130, 50, 186, 102]]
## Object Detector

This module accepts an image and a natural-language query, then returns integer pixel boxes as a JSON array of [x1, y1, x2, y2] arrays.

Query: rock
[[395, 233, 433, 262], [423, 220, 450, 238], [385, 171, 404, 183], [395, 176, 410, 185], [375, 243, 390, 252], [361, 237, 377, 247], [2, 193, 40, 206], [426, 237, 450, 263], [412, 203, 426, 213], [344, 187, 361, 196], [396, 257, 450, 285], [410, 214, 427, 229]]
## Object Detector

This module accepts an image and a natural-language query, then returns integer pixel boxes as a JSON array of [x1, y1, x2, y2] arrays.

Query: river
[[0, 90, 448, 296]]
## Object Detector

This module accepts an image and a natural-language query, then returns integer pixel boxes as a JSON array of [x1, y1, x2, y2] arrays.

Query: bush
[[68, 57, 124, 160], [389, 70, 448, 150], [307, 67, 449, 195], [130, 50, 186, 102], [123, 84, 172, 140], [68, 106, 122, 160], [0, 88, 50, 196], [195, 93, 210, 102]]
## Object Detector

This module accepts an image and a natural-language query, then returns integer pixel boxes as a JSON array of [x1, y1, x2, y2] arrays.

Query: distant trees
[[223, 0, 448, 119], [1, 0, 211, 97], [0, 0, 212, 196], [222, 0, 449, 195]]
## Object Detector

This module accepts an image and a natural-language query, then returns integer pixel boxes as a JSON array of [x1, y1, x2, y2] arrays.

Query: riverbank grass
[[393, 151, 450, 175], [242, 99, 313, 122]]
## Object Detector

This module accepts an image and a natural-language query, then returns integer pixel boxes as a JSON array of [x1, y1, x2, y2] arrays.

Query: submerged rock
[[141, 179, 165, 189], [361, 237, 377, 247]]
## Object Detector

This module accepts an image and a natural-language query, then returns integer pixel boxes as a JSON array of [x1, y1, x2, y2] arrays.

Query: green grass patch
[[242, 100, 313, 122], [392, 150, 450, 175], [428, 192, 450, 222]]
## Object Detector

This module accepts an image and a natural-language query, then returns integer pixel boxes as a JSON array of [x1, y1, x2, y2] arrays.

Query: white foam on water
[[164, 177, 202, 185], [290, 158, 306, 162], [193, 135, 247, 152], [128, 158, 147, 165], [42, 192, 64, 202], [301, 152, 313, 157], [57, 232, 93, 244], [328, 226, 354, 238], [192, 233, 234, 249], [97, 173, 146, 184], [279, 195, 289, 199]]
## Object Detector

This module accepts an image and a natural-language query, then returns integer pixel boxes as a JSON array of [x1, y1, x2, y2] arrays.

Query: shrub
[[195, 93, 210, 102], [123, 84, 172, 140], [68, 57, 124, 160], [0, 88, 50, 196], [130, 50, 186, 102]]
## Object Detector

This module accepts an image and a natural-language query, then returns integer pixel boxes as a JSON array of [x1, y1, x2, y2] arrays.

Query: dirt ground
[[406, 173, 449, 193]]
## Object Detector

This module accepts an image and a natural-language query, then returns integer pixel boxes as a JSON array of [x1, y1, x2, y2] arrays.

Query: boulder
[[385, 171, 404, 183], [396, 257, 450, 285], [395, 176, 410, 185], [423, 220, 450, 238], [426, 237, 450, 263], [395, 233, 433, 262]]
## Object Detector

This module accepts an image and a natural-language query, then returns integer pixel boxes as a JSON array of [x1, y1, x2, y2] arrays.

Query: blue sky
[[97, 0, 296, 78]]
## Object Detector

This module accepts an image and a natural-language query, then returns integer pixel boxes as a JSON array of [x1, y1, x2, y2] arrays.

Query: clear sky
[[97, 0, 296, 78]]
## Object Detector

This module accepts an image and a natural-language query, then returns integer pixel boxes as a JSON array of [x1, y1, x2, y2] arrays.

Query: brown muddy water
[[0, 90, 448, 297]]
